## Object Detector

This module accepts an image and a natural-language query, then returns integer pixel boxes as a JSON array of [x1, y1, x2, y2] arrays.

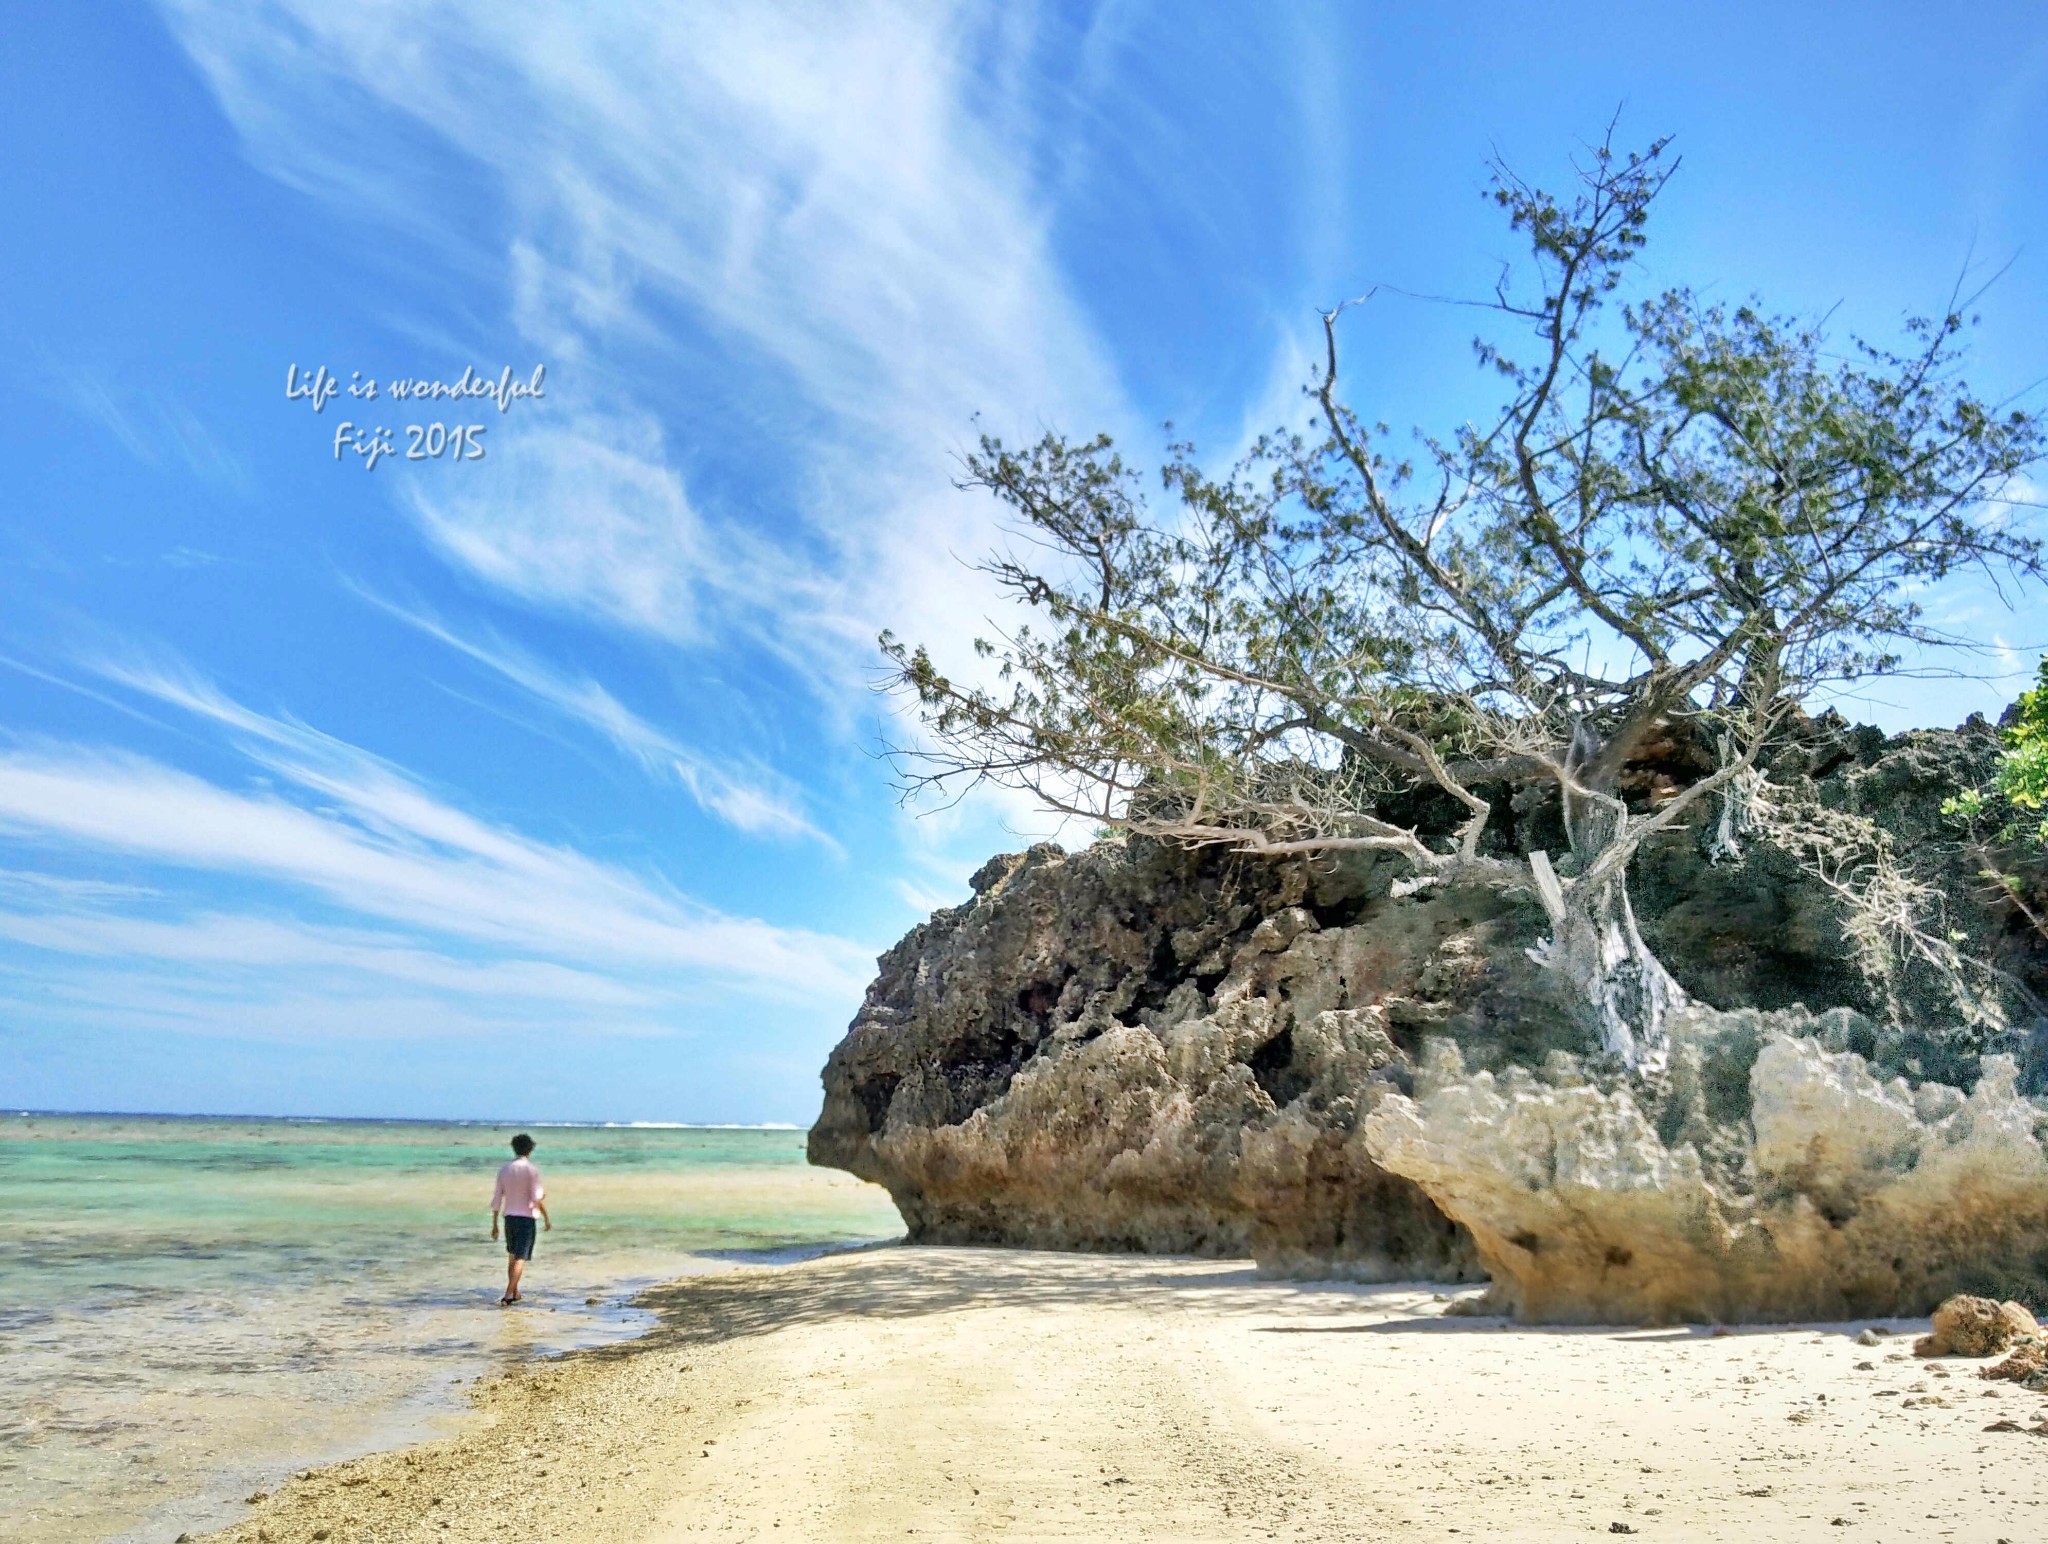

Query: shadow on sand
[[586, 1245, 1927, 1363]]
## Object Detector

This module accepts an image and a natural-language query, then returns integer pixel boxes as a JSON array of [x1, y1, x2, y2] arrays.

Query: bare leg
[[508, 1255, 526, 1300]]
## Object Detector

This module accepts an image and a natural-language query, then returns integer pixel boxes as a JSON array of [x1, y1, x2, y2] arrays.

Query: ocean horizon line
[[2, 1108, 806, 1130]]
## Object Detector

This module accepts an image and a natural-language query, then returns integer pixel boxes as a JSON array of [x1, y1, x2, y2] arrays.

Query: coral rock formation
[[808, 839, 1510, 1278], [1363, 1021, 2048, 1322], [811, 721, 2048, 1319]]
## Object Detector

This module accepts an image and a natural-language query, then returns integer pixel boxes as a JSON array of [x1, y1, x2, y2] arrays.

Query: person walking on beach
[[489, 1133, 550, 1305]]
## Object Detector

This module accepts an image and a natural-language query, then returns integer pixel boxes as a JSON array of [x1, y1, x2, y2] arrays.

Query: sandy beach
[[195, 1246, 2048, 1544]]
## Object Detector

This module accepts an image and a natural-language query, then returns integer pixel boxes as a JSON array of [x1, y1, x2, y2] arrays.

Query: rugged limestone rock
[[1364, 1022, 2048, 1322], [1633, 715, 2043, 1048], [808, 838, 1533, 1277], [811, 719, 2048, 1315]]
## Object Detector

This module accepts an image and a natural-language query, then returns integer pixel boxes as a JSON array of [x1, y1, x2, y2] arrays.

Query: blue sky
[[2, 2, 2045, 1121]]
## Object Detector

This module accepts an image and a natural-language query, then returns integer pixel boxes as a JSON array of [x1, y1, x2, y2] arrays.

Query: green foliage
[[1997, 657, 2048, 814], [1943, 657, 2048, 849], [1937, 658, 2048, 957]]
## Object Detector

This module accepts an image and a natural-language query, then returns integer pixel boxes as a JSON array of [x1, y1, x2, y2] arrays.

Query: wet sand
[[200, 1247, 2048, 1543]]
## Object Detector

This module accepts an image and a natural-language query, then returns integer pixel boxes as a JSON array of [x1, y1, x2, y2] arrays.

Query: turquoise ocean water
[[1, 1115, 903, 1544]]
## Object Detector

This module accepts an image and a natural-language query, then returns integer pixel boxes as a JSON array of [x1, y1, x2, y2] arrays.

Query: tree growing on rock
[[885, 130, 2046, 1071]]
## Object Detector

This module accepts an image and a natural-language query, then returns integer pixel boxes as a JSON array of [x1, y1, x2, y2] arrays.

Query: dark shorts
[[504, 1215, 537, 1260]]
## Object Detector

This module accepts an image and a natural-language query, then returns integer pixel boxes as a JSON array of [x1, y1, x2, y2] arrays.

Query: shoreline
[[198, 1246, 2048, 1544], [90, 1277, 670, 1544], [4, 1116, 901, 1544], [121, 1245, 888, 1544], [116, 1242, 902, 1544]]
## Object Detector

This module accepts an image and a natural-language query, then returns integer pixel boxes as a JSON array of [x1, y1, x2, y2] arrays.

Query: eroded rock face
[[1362, 1022, 2048, 1323], [811, 721, 2048, 1314], [808, 839, 1540, 1277]]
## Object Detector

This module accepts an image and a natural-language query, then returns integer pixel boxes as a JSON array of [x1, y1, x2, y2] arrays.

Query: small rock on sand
[[1914, 1296, 2039, 1358]]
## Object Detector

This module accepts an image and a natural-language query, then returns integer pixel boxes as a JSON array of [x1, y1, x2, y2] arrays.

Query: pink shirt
[[491, 1157, 545, 1218]]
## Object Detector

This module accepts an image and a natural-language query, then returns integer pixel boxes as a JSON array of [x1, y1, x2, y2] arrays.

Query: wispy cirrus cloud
[[51, 363, 252, 496], [345, 591, 841, 849], [400, 416, 715, 647], [152, 0, 1132, 701], [0, 743, 866, 994], [0, 908, 653, 1007], [0, 653, 875, 1053]]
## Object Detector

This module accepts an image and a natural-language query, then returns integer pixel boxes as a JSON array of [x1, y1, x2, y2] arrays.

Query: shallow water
[[0, 1114, 903, 1544]]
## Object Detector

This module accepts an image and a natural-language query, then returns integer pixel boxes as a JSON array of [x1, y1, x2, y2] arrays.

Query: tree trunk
[[1528, 849, 1685, 1071], [1527, 741, 1688, 1070], [1704, 732, 1763, 864]]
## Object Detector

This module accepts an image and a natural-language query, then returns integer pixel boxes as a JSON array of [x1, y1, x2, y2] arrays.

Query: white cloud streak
[[0, 909, 655, 1012], [347, 591, 841, 849], [402, 416, 714, 646], [153, 0, 1132, 704], [0, 745, 863, 991], [52, 364, 252, 496], [0, 657, 876, 1050]]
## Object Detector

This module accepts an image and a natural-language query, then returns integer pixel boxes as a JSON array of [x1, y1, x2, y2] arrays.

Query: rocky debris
[[811, 720, 2048, 1314], [1980, 1340, 2048, 1385], [1985, 1416, 2048, 1435], [1914, 1295, 2039, 1357]]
